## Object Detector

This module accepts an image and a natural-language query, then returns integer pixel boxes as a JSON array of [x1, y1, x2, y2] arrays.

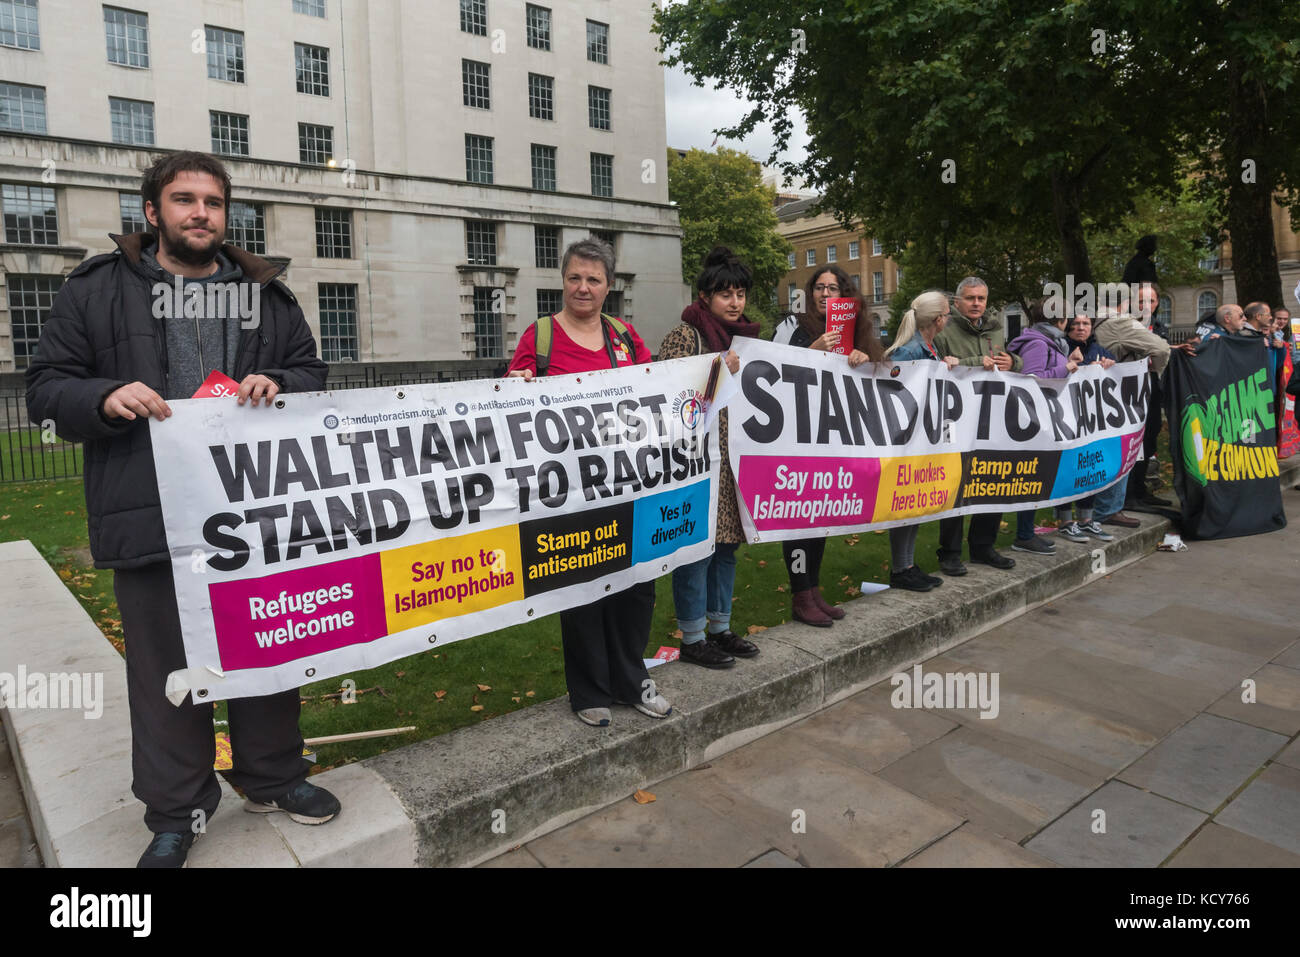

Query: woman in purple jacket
[[1007, 301, 1080, 554]]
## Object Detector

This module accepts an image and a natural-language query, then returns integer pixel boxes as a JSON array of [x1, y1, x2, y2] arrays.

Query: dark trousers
[[1129, 374, 1163, 501], [559, 578, 656, 711], [936, 512, 1002, 561], [782, 537, 827, 591], [114, 563, 307, 833]]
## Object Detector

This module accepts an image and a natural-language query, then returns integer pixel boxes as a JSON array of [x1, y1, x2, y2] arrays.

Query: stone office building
[[0, 0, 685, 376]]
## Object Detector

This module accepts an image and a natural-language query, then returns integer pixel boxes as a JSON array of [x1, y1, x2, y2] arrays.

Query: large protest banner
[[727, 338, 1150, 541], [1166, 337, 1286, 539], [152, 356, 721, 702]]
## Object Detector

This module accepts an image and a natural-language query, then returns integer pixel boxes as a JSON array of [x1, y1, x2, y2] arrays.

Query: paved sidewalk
[[482, 489, 1300, 868], [0, 730, 41, 867]]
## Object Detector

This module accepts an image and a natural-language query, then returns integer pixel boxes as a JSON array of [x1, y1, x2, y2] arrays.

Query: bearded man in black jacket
[[26, 151, 337, 868]]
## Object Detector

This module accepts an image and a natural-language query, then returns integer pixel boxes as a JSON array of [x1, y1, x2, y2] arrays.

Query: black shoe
[[919, 569, 943, 587], [138, 830, 195, 869], [708, 631, 759, 658], [938, 556, 967, 576], [889, 566, 935, 592], [1011, 535, 1055, 555], [679, 638, 735, 669], [244, 781, 341, 825], [971, 550, 1016, 570]]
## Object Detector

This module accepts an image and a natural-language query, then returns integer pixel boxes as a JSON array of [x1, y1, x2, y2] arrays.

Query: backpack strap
[[534, 314, 555, 377], [601, 313, 636, 367]]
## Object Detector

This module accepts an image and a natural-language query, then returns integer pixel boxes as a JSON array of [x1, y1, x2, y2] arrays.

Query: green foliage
[[1088, 183, 1218, 290], [667, 147, 792, 331]]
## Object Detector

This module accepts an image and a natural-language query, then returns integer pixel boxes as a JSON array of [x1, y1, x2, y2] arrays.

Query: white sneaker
[[1080, 520, 1114, 542], [634, 694, 672, 719], [1058, 521, 1089, 543], [577, 708, 611, 727]]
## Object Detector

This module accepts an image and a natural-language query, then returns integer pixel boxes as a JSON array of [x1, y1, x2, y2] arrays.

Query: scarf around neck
[[681, 298, 760, 354]]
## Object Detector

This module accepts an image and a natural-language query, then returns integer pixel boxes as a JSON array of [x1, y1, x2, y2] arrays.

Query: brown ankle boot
[[792, 588, 833, 627], [812, 586, 845, 620]]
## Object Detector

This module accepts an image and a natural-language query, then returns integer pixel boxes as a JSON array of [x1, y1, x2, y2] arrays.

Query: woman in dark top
[[772, 265, 884, 626]]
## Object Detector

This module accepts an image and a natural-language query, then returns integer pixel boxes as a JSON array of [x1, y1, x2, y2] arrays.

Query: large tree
[[666, 147, 792, 330], [656, 1, 1187, 291]]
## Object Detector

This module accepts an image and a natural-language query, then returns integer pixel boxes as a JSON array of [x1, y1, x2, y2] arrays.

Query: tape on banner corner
[[165, 667, 216, 707]]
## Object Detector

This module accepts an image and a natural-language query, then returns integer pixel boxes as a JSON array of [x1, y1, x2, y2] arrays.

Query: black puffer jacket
[[26, 232, 328, 569]]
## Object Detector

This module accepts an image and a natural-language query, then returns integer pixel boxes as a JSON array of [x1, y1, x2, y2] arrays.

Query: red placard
[[192, 370, 240, 399], [825, 298, 857, 356]]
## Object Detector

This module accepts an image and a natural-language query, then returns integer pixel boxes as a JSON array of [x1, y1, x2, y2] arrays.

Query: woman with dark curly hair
[[771, 264, 884, 626]]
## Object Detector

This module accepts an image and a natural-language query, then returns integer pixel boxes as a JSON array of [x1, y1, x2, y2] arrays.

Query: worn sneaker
[[939, 556, 968, 576], [679, 637, 735, 669], [137, 830, 196, 869], [1058, 521, 1089, 543], [971, 550, 1016, 569], [634, 693, 673, 719], [919, 568, 943, 587], [889, 565, 935, 592], [244, 780, 341, 825], [1012, 536, 1055, 555], [1079, 520, 1114, 541], [576, 707, 611, 727]]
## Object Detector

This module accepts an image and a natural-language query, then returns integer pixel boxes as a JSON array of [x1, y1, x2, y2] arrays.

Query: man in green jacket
[[933, 277, 1021, 575]]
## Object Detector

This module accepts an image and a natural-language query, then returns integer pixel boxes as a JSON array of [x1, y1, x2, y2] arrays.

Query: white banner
[[728, 338, 1149, 542], [151, 357, 721, 702]]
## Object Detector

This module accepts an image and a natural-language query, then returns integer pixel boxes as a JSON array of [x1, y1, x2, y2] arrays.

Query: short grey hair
[[955, 276, 987, 297], [561, 238, 616, 283]]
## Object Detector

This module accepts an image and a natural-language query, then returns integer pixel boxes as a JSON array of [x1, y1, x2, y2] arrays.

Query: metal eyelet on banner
[[604, 584, 611, 591], [196, 689, 208, 698], [274, 399, 285, 409], [305, 668, 316, 678], [427, 634, 437, 644], [396, 390, 405, 399], [527, 608, 534, 617], [493, 383, 501, 391]]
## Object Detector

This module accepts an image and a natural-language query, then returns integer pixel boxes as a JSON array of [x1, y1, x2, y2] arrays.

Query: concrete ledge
[[5, 460, 1295, 867]]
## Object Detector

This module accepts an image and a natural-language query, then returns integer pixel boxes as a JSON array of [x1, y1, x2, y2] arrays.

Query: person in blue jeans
[[658, 247, 761, 668]]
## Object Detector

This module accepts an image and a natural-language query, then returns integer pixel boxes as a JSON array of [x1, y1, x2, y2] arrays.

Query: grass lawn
[[1, 433, 1179, 772]]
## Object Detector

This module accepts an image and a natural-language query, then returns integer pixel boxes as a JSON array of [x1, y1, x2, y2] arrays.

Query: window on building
[[292, 0, 326, 17], [1157, 295, 1172, 327], [0, 82, 45, 133], [604, 290, 623, 316], [228, 201, 266, 254], [1197, 291, 1218, 316], [459, 0, 486, 36], [787, 283, 797, 309], [537, 288, 562, 318], [205, 26, 244, 83], [525, 4, 550, 50], [318, 283, 358, 362], [295, 42, 329, 96], [314, 207, 352, 258], [588, 86, 610, 131], [1198, 249, 1221, 271], [872, 238, 882, 256], [848, 240, 859, 260], [104, 6, 148, 68], [7, 275, 60, 370], [118, 192, 145, 233], [462, 59, 490, 109], [872, 271, 884, 303], [465, 133, 493, 184], [586, 19, 608, 63], [473, 286, 503, 358], [826, 246, 837, 264], [531, 144, 556, 192], [298, 122, 333, 165], [466, 220, 497, 265], [210, 110, 249, 156], [895, 267, 902, 284], [590, 229, 616, 252], [0, 0, 40, 50], [786, 252, 795, 269], [109, 97, 153, 145], [2, 183, 57, 244], [534, 225, 559, 269], [805, 249, 815, 267], [589, 153, 613, 198], [528, 73, 553, 120]]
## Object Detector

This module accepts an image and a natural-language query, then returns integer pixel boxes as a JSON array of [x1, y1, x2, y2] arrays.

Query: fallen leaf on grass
[[845, 588, 858, 596], [672, 629, 683, 639], [470, 705, 484, 712], [747, 624, 767, 635], [775, 585, 786, 593], [757, 559, 767, 568], [845, 535, 860, 546], [434, 690, 447, 699], [526, 691, 535, 697], [395, 670, 406, 678], [511, 696, 521, 703], [476, 683, 492, 692], [0, 515, 9, 520], [632, 789, 656, 805]]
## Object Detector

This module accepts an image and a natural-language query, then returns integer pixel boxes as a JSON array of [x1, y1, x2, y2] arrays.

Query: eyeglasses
[[813, 284, 841, 294]]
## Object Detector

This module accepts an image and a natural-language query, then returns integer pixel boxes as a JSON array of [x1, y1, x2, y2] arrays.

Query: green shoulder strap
[[534, 314, 554, 376], [602, 313, 636, 365]]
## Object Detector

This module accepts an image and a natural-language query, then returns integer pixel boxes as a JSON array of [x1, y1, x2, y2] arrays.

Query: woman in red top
[[506, 239, 666, 728]]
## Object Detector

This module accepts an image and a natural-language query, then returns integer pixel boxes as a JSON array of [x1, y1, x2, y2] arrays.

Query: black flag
[[1165, 336, 1286, 539]]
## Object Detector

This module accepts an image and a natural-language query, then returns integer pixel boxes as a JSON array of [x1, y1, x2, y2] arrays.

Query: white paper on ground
[[860, 581, 890, 595], [1159, 533, 1188, 552], [644, 658, 667, 669]]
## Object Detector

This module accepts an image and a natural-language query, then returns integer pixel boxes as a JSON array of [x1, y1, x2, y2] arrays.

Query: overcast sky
[[663, 64, 812, 189]]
